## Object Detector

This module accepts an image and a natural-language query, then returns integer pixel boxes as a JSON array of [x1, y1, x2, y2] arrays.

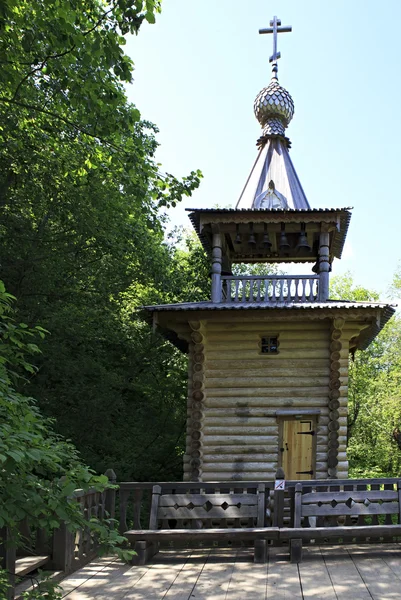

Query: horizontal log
[[206, 327, 330, 344], [202, 436, 279, 445], [207, 358, 331, 370], [203, 454, 277, 463], [202, 417, 287, 427], [203, 408, 276, 417], [202, 462, 276, 472], [199, 472, 277, 481], [205, 340, 330, 351], [205, 377, 330, 388], [124, 528, 280, 543], [206, 322, 329, 332], [205, 445, 276, 455], [205, 397, 330, 407], [206, 350, 330, 360], [279, 525, 401, 541], [203, 411, 329, 424], [204, 368, 331, 378], [205, 388, 330, 398], [202, 426, 278, 435]]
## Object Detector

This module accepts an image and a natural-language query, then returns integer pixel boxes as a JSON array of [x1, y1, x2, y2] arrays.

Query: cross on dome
[[259, 15, 292, 78]]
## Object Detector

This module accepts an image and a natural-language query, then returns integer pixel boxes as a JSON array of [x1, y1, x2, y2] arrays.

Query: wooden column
[[211, 231, 222, 303], [318, 230, 330, 301], [327, 318, 345, 478], [186, 321, 206, 481]]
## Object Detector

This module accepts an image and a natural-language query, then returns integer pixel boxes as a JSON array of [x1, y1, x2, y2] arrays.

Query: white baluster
[[265, 279, 269, 302], [226, 280, 231, 303], [235, 279, 240, 302], [242, 279, 247, 303], [256, 279, 262, 302], [308, 279, 314, 302], [271, 278, 277, 301], [279, 279, 284, 302], [301, 279, 307, 302]]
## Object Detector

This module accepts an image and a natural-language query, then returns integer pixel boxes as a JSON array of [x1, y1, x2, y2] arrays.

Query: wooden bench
[[124, 483, 279, 564], [280, 480, 401, 562]]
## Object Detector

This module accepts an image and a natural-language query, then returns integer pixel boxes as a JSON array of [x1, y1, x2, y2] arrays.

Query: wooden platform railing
[[283, 477, 401, 536], [52, 472, 116, 573], [118, 481, 276, 534], [221, 275, 319, 304], [1, 469, 116, 599]]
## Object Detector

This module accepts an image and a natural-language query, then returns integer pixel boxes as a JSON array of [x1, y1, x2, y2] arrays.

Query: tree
[[0, 0, 203, 482], [330, 273, 401, 477], [0, 281, 129, 564]]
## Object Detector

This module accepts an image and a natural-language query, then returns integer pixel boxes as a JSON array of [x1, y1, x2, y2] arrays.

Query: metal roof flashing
[[142, 300, 396, 352]]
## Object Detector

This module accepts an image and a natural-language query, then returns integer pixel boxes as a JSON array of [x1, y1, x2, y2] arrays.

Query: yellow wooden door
[[281, 419, 315, 479]]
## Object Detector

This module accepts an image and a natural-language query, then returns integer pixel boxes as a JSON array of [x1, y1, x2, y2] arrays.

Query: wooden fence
[[0, 469, 116, 600], [3, 471, 401, 598]]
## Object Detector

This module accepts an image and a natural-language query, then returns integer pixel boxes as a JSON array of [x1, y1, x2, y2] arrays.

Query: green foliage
[[0, 568, 11, 597], [0, 0, 202, 484], [21, 572, 63, 600], [329, 272, 380, 302], [330, 273, 401, 477], [0, 283, 134, 563]]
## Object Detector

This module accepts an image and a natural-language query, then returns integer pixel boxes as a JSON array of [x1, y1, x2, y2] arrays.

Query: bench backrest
[[294, 481, 401, 528], [149, 483, 266, 530]]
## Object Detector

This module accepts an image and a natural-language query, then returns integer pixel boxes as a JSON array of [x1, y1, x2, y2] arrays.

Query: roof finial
[[259, 15, 292, 79]]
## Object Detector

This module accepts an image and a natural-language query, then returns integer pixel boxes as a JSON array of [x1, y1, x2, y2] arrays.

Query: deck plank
[[320, 545, 373, 600], [57, 543, 401, 600], [348, 545, 401, 600], [298, 546, 337, 599], [62, 561, 150, 599], [163, 549, 210, 599], [121, 549, 194, 600], [61, 557, 120, 597], [265, 546, 302, 599], [179, 547, 237, 600], [224, 548, 267, 600]]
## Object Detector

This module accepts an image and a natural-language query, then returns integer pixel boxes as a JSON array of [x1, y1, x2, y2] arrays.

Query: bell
[[263, 232, 272, 249], [248, 222, 256, 246], [234, 224, 242, 244], [262, 224, 272, 249], [295, 224, 311, 253], [279, 224, 290, 254]]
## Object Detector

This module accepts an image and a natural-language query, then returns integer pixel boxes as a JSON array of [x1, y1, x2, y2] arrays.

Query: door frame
[[276, 413, 319, 479]]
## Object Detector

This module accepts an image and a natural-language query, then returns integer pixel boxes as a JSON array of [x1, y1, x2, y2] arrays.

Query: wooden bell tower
[[144, 16, 394, 482]]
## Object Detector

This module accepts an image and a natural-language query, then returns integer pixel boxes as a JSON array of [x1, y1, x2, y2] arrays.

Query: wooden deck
[[51, 543, 401, 600]]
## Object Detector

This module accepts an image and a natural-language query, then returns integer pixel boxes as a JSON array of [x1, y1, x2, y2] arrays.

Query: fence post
[[52, 522, 75, 572], [0, 527, 16, 600], [104, 469, 117, 526], [273, 467, 285, 527]]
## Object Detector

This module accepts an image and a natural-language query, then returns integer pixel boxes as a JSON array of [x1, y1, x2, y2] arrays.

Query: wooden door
[[280, 418, 315, 480]]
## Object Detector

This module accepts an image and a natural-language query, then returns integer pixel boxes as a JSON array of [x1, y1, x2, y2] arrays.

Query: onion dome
[[254, 77, 294, 137]]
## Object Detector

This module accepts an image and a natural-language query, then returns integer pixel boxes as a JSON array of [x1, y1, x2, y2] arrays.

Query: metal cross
[[259, 15, 292, 67]]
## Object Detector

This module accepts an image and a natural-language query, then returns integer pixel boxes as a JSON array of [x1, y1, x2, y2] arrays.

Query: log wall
[[184, 317, 353, 482]]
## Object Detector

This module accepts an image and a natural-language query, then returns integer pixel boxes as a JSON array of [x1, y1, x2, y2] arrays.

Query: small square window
[[260, 335, 279, 354]]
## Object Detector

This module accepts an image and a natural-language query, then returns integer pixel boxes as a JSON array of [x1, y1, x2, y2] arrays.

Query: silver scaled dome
[[254, 78, 294, 137]]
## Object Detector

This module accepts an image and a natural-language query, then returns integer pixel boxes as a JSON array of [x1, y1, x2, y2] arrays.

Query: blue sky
[[125, 0, 401, 301]]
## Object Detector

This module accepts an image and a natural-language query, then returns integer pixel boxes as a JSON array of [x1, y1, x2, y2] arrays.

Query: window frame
[[259, 334, 279, 355]]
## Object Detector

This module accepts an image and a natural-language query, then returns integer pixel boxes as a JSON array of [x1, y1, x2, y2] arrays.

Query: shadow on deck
[[55, 543, 401, 600]]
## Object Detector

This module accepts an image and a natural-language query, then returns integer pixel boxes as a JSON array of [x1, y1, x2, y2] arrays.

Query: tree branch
[[0, 96, 122, 151]]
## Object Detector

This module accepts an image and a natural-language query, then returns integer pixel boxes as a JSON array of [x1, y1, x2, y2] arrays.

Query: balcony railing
[[221, 275, 319, 304]]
